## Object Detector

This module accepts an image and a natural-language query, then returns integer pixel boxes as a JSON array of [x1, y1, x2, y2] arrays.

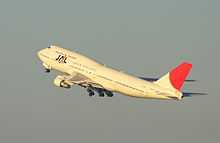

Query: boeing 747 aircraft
[[37, 45, 200, 100]]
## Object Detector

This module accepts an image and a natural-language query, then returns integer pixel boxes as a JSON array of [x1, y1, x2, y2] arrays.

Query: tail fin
[[155, 62, 193, 91]]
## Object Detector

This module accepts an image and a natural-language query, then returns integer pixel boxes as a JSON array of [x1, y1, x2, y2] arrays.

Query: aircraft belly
[[92, 77, 116, 91], [54, 63, 71, 74], [115, 85, 172, 100], [144, 93, 171, 100], [114, 85, 143, 97]]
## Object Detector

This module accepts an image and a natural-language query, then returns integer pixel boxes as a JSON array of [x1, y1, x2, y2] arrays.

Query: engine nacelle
[[54, 76, 71, 88]]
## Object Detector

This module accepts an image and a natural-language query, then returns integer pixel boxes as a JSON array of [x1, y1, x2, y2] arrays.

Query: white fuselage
[[38, 46, 181, 100]]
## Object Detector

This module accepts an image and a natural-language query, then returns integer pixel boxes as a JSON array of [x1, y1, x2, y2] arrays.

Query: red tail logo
[[169, 62, 192, 91]]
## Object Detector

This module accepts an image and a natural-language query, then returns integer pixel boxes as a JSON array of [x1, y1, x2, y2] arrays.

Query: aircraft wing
[[58, 72, 104, 89], [55, 72, 113, 97]]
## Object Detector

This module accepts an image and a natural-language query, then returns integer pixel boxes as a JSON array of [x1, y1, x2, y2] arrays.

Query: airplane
[[37, 45, 203, 100]]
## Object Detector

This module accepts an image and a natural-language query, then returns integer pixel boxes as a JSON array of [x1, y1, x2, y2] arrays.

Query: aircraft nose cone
[[37, 50, 43, 60], [37, 51, 41, 58]]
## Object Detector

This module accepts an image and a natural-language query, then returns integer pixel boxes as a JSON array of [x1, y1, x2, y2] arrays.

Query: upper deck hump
[[50, 45, 102, 67]]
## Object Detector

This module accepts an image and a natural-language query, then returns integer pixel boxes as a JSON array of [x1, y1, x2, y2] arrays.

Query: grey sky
[[0, 0, 219, 143]]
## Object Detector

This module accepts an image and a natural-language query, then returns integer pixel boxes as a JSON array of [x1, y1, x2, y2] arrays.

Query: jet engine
[[54, 76, 71, 88]]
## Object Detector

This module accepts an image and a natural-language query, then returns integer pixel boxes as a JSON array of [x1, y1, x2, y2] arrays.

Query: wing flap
[[63, 73, 104, 89]]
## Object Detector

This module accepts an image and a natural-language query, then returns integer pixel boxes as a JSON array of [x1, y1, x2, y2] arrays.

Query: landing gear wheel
[[87, 88, 95, 97], [45, 69, 50, 73], [107, 93, 113, 97], [99, 93, 105, 97], [89, 92, 95, 97], [95, 88, 105, 97], [105, 90, 114, 97]]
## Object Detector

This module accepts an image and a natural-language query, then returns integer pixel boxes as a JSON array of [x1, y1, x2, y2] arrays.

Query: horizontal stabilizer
[[139, 77, 196, 82], [182, 92, 207, 98]]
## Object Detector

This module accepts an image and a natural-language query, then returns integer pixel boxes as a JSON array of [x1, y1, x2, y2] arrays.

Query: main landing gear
[[87, 88, 95, 97], [96, 88, 105, 97], [86, 86, 114, 97], [105, 90, 114, 97]]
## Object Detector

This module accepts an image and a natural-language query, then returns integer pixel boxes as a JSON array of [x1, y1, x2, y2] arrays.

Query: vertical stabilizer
[[155, 62, 192, 91]]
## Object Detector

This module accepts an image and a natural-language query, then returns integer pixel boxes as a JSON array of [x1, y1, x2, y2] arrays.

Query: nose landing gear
[[42, 63, 51, 73], [45, 68, 51, 73]]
